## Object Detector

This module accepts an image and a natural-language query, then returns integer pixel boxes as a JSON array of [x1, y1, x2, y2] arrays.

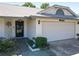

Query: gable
[[38, 5, 77, 18]]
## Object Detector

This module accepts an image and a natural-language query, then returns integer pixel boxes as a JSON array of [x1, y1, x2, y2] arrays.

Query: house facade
[[0, 3, 79, 41]]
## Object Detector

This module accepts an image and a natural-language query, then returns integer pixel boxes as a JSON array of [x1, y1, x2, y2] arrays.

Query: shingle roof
[[35, 5, 78, 19], [31, 14, 78, 20], [0, 3, 43, 17], [53, 5, 70, 9], [0, 3, 78, 20]]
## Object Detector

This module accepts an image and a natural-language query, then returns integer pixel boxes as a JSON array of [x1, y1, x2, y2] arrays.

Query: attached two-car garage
[[42, 21, 75, 41]]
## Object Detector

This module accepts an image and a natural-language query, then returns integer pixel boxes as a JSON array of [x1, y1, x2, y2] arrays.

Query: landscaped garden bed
[[0, 39, 16, 56], [27, 37, 49, 51], [27, 39, 40, 51]]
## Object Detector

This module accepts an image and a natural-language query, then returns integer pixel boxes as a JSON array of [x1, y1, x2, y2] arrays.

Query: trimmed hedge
[[34, 37, 47, 48]]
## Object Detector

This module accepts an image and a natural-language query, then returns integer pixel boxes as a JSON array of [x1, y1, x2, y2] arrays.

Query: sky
[[4, 2, 79, 14]]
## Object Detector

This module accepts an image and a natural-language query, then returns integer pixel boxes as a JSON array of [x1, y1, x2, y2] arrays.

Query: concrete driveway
[[49, 38, 79, 56]]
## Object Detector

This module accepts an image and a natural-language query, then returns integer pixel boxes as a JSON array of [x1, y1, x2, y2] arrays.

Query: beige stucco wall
[[3, 17, 28, 38], [4, 18, 12, 38], [0, 18, 5, 37], [0, 16, 79, 40], [27, 19, 36, 39], [0, 17, 36, 39], [36, 17, 78, 39]]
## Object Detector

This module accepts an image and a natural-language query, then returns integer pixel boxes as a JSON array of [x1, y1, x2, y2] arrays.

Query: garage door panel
[[42, 22, 75, 41]]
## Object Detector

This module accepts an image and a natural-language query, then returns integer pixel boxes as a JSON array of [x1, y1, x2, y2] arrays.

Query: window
[[56, 9, 64, 16]]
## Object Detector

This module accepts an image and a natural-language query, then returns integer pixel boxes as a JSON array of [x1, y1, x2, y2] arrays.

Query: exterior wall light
[[59, 19, 64, 22], [38, 20, 40, 24], [77, 22, 79, 24]]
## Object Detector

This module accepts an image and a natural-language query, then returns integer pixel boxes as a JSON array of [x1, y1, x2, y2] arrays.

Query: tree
[[40, 3, 49, 9], [22, 2, 36, 8]]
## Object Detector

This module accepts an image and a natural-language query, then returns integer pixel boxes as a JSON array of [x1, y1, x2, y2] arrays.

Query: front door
[[15, 21, 24, 37]]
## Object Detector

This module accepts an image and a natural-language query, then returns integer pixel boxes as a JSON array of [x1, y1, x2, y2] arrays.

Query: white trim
[[27, 43, 40, 52]]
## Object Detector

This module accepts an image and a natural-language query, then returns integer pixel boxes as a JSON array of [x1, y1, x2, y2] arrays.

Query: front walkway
[[49, 38, 79, 56], [13, 39, 56, 56]]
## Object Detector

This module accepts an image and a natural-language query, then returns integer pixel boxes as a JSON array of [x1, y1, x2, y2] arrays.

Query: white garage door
[[42, 22, 75, 41]]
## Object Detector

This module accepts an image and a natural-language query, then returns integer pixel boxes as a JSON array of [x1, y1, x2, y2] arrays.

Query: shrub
[[34, 37, 47, 48], [0, 39, 15, 52]]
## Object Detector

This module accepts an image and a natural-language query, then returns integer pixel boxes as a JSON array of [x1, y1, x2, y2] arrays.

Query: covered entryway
[[42, 21, 75, 41]]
